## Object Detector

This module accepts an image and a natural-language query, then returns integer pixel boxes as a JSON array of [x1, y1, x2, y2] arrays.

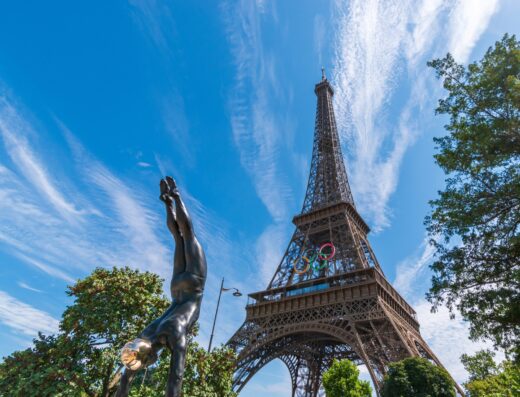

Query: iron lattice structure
[[228, 75, 464, 396]]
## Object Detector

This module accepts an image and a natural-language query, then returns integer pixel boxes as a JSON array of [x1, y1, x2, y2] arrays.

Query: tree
[[0, 267, 236, 397], [381, 357, 456, 397], [461, 350, 520, 397], [425, 34, 520, 359], [322, 359, 372, 397], [460, 349, 499, 382], [0, 333, 86, 397]]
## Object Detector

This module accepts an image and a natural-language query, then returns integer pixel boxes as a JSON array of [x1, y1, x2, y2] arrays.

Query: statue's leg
[[168, 206, 187, 276], [161, 179, 186, 276], [166, 177, 194, 240], [166, 178, 207, 277], [165, 328, 188, 397], [115, 369, 137, 397]]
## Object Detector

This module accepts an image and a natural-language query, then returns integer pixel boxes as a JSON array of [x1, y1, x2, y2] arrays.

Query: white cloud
[[62, 126, 171, 278], [331, 0, 500, 231], [254, 223, 289, 286], [0, 90, 252, 353], [447, 0, 500, 63], [314, 14, 326, 66], [128, 0, 176, 56], [0, 291, 58, 336], [161, 91, 195, 166], [17, 281, 43, 293], [128, 0, 197, 169], [0, 94, 171, 285], [405, 0, 447, 65], [332, 0, 415, 230], [223, 0, 293, 223], [221, 0, 297, 296], [12, 251, 75, 283], [393, 236, 436, 298], [0, 98, 86, 220]]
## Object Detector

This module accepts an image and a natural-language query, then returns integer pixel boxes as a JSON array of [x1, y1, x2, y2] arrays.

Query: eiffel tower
[[228, 71, 464, 397]]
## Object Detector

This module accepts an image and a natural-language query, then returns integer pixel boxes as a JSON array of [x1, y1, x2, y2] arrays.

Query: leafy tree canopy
[[461, 350, 520, 397], [0, 267, 236, 397], [460, 349, 499, 382], [322, 359, 372, 397], [381, 357, 456, 397], [426, 34, 520, 359]]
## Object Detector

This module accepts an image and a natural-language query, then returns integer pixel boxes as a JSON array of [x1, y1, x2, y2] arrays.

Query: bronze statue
[[116, 176, 207, 397]]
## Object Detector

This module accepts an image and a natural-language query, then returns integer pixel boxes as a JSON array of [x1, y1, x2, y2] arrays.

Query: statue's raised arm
[[116, 176, 207, 397]]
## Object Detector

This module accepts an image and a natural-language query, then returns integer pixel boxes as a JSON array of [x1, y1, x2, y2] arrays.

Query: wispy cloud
[[332, 0, 500, 231], [447, 0, 500, 63], [17, 282, 43, 293], [128, 0, 176, 56], [160, 92, 194, 166], [221, 0, 295, 301], [60, 124, 171, 277], [222, 0, 293, 223], [0, 291, 58, 336], [393, 236, 436, 298], [254, 223, 288, 286], [314, 14, 326, 66], [128, 1, 195, 166], [0, 98, 87, 221], [0, 93, 171, 285], [0, 88, 253, 351], [332, 0, 415, 230]]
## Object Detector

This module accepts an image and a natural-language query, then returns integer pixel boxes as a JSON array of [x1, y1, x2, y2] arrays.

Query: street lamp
[[208, 277, 242, 352]]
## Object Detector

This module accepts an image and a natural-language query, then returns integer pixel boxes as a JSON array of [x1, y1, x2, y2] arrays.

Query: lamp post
[[208, 277, 242, 352]]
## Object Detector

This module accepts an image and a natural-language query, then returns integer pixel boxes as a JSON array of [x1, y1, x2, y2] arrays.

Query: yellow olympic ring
[[292, 249, 315, 274]]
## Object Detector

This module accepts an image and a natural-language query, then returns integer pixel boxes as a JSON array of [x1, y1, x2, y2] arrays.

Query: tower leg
[[292, 357, 324, 397]]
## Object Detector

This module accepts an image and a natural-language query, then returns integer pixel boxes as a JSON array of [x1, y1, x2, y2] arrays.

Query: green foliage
[[322, 359, 372, 397], [0, 333, 86, 397], [425, 34, 520, 359], [0, 267, 237, 397], [461, 349, 499, 382], [462, 353, 520, 397], [381, 357, 456, 397], [62, 266, 169, 347], [182, 341, 236, 397]]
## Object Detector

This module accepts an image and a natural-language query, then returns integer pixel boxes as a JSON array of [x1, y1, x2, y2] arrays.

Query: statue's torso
[[171, 271, 205, 302]]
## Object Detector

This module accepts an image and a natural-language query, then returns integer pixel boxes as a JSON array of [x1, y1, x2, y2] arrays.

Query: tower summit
[[228, 75, 463, 396]]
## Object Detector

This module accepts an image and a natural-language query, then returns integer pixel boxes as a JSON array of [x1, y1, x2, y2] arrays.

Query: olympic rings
[[292, 242, 336, 274]]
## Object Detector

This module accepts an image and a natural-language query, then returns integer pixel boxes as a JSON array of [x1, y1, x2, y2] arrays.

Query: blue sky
[[0, 0, 518, 395]]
